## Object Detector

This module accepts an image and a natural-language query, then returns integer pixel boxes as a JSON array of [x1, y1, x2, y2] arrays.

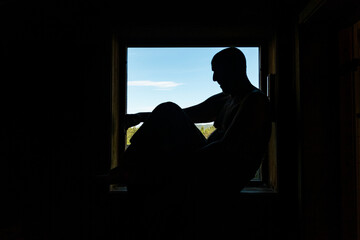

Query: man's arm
[[124, 112, 150, 129], [183, 92, 229, 123], [124, 93, 228, 128]]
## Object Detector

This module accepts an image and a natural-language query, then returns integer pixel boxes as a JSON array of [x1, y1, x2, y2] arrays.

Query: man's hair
[[211, 47, 247, 74]]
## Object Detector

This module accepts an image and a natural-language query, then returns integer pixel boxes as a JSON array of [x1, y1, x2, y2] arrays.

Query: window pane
[[127, 47, 259, 114], [126, 47, 261, 181]]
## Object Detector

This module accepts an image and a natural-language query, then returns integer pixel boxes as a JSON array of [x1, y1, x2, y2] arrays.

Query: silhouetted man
[[107, 47, 271, 189], [103, 47, 272, 240]]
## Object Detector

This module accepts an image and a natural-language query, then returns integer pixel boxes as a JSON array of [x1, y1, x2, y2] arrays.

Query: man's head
[[211, 47, 249, 94]]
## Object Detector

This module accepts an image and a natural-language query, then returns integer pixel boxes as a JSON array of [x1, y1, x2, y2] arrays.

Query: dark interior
[[1, 0, 360, 239]]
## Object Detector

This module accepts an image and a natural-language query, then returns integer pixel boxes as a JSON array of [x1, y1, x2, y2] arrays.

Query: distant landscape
[[195, 123, 214, 131], [195, 124, 216, 139], [126, 124, 216, 145]]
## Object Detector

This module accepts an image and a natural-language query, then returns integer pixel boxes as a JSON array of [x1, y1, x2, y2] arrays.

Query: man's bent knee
[[153, 102, 182, 114]]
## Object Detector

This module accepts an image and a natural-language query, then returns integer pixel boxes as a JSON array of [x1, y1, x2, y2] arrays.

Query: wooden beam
[[298, 0, 327, 24]]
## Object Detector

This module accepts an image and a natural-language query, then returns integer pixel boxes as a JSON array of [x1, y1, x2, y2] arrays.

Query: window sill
[[109, 185, 277, 198], [240, 186, 277, 197]]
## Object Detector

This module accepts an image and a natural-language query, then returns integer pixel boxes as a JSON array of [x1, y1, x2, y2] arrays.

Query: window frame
[[110, 33, 277, 193]]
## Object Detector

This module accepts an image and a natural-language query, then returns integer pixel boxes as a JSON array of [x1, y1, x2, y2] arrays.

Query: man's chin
[[221, 87, 229, 94]]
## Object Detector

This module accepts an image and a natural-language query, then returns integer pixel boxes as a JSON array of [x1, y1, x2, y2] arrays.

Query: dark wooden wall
[[0, 2, 112, 239]]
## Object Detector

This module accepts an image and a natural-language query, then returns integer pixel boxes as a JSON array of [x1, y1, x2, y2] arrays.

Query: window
[[126, 47, 262, 181], [111, 41, 275, 192]]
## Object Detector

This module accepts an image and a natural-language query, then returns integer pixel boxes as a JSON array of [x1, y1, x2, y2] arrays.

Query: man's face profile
[[212, 63, 237, 94]]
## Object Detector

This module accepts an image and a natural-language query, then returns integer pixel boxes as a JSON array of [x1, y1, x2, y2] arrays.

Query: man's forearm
[[184, 92, 228, 123], [183, 105, 210, 123]]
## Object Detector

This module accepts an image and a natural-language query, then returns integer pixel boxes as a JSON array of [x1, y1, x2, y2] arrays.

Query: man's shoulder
[[246, 89, 269, 105], [211, 92, 230, 99], [207, 92, 231, 104]]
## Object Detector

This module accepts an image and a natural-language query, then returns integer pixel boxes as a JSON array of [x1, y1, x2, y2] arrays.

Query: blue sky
[[127, 47, 259, 114]]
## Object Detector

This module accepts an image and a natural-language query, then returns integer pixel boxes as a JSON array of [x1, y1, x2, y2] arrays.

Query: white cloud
[[128, 80, 183, 89]]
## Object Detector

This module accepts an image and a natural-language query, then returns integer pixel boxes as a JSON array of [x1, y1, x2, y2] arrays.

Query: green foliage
[[126, 127, 138, 145], [200, 125, 216, 139]]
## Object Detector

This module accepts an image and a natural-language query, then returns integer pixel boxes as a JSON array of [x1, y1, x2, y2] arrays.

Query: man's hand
[[124, 112, 150, 129]]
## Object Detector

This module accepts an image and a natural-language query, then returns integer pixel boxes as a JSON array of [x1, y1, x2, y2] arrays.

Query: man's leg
[[130, 101, 206, 153], [122, 102, 206, 184], [125, 102, 206, 239]]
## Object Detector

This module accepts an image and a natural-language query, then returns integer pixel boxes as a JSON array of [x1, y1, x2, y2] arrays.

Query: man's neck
[[230, 82, 256, 98]]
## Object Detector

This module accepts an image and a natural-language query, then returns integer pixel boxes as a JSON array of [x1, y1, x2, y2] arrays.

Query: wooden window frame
[[110, 33, 278, 194]]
